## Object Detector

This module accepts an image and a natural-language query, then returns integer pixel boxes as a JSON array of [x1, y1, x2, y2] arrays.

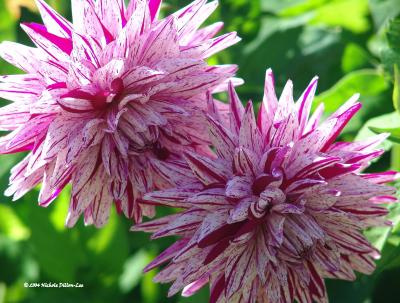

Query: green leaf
[[261, 0, 307, 14], [279, 0, 370, 33], [311, 0, 370, 33], [372, 200, 400, 274], [387, 17, 400, 52], [341, 43, 371, 73], [314, 70, 388, 113], [278, 0, 329, 16], [381, 17, 400, 77], [381, 48, 400, 75], [314, 70, 390, 136], [356, 112, 400, 150], [369, 0, 400, 30], [370, 125, 400, 144]]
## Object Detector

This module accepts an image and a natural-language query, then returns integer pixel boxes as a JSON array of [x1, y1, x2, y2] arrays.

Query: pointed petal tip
[[208, 0, 220, 9], [309, 76, 319, 89], [232, 77, 244, 86], [143, 263, 154, 273], [244, 100, 254, 112]]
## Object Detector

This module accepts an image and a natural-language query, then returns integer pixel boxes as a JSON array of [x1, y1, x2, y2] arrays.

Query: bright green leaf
[[370, 125, 400, 144], [314, 70, 388, 113], [311, 0, 370, 33], [341, 43, 370, 73], [314, 70, 390, 136], [280, 0, 370, 33], [356, 112, 400, 150]]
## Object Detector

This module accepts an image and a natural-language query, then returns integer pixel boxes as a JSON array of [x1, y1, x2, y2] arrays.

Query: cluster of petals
[[135, 70, 398, 303], [0, 0, 240, 226]]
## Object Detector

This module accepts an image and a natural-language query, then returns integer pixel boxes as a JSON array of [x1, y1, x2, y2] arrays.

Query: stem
[[391, 143, 400, 171]]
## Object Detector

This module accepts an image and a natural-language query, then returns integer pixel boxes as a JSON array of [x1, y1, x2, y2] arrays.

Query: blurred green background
[[1, 0, 400, 302]]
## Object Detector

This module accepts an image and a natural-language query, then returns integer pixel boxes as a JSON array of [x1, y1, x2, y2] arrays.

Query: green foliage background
[[1, 0, 400, 302]]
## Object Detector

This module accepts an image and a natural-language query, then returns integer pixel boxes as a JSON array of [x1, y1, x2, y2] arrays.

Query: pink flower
[[135, 69, 398, 303], [0, 0, 241, 227]]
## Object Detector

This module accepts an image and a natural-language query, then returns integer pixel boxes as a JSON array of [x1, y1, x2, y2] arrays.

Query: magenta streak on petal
[[346, 150, 384, 164], [339, 207, 388, 216], [307, 261, 325, 297], [145, 239, 190, 272], [298, 77, 318, 125], [370, 195, 397, 203], [56, 100, 93, 114], [185, 153, 226, 184], [362, 171, 400, 184], [177, 0, 202, 19], [0, 89, 37, 96], [32, 134, 46, 154], [233, 220, 256, 239], [204, 238, 230, 265], [126, 181, 136, 219], [38, 0, 72, 37], [2, 144, 34, 154], [285, 179, 325, 193], [319, 163, 361, 179], [48, 60, 68, 74], [210, 275, 225, 303], [149, 0, 162, 21], [263, 148, 279, 173], [295, 157, 341, 179], [100, 21, 115, 44], [124, 73, 163, 88], [78, 34, 101, 67], [61, 89, 112, 111], [73, 154, 103, 206], [252, 174, 278, 196], [61, 89, 94, 100], [228, 82, 242, 129], [197, 221, 243, 248], [39, 176, 71, 207], [47, 82, 67, 90], [321, 103, 362, 152], [22, 22, 73, 54]]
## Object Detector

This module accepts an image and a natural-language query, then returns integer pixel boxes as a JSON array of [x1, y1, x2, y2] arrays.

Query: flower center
[[250, 187, 286, 219], [92, 77, 125, 110]]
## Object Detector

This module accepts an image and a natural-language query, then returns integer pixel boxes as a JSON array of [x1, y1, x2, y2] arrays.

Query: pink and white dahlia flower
[[0, 0, 240, 227], [134, 70, 398, 303]]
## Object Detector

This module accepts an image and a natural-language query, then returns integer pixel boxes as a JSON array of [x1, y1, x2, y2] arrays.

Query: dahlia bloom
[[134, 70, 398, 303], [0, 0, 240, 227]]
